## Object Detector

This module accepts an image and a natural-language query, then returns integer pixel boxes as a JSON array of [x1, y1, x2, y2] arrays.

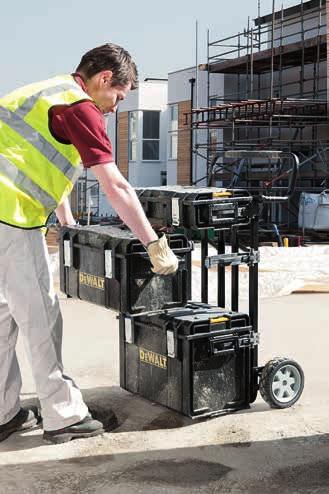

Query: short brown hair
[[76, 43, 138, 90]]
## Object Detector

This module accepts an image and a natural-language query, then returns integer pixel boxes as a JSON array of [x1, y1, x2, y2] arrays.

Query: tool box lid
[[61, 225, 191, 254], [135, 185, 250, 201], [135, 303, 250, 337]]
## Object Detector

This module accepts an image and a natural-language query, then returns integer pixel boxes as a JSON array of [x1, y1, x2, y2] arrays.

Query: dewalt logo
[[79, 271, 105, 290], [139, 347, 167, 369]]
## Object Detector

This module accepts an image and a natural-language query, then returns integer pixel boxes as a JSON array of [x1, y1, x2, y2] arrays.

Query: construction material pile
[[192, 244, 329, 302]]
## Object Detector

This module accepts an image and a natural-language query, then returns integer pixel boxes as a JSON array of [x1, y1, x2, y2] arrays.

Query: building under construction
[[71, 0, 329, 235], [184, 0, 329, 234]]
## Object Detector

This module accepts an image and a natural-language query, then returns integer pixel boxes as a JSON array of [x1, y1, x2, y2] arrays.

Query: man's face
[[86, 71, 131, 114]]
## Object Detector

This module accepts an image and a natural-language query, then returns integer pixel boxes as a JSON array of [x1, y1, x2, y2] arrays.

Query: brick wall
[[118, 112, 129, 179], [177, 100, 192, 185]]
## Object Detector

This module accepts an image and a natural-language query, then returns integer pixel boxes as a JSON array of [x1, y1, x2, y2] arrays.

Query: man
[[0, 43, 178, 444]]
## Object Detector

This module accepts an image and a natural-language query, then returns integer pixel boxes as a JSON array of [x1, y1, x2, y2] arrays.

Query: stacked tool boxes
[[120, 185, 304, 416], [119, 186, 259, 417], [59, 185, 304, 418]]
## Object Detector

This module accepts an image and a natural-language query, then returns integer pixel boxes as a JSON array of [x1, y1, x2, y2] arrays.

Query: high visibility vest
[[0, 74, 92, 229]]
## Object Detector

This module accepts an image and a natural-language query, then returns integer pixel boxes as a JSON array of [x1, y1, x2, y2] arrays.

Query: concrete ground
[[0, 292, 328, 493]]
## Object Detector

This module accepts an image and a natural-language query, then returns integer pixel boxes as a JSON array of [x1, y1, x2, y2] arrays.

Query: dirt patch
[[111, 458, 232, 486]]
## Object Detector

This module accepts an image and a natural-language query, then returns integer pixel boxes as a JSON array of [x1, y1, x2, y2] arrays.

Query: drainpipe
[[189, 78, 196, 185]]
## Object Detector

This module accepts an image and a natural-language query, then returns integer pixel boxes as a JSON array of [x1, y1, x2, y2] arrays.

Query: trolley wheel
[[259, 357, 304, 409]]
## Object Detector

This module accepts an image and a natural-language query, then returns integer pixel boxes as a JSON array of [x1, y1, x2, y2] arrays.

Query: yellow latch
[[212, 191, 232, 198], [210, 317, 229, 324]]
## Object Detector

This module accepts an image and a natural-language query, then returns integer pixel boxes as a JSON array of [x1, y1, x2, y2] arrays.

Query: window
[[168, 104, 178, 160], [142, 111, 160, 160], [129, 111, 138, 161]]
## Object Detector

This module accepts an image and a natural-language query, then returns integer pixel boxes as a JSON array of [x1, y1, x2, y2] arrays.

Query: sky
[[0, 0, 300, 95]]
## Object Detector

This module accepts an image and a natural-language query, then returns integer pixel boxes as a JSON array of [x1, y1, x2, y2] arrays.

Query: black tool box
[[119, 302, 257, 418], [135, 186, 253, 229], [59, 225, 192, 314]]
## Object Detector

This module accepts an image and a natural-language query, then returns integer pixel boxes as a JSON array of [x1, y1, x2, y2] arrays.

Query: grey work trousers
[[0, 223, 88, 430]]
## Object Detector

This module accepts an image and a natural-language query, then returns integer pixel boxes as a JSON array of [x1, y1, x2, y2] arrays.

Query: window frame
[[168, 104, 178, 161], [128, 110, 138, 162]]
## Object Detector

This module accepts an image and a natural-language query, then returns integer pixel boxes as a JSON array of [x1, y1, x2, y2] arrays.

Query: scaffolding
[[70, 171, 100, 223], [185, 0, 329, 233]]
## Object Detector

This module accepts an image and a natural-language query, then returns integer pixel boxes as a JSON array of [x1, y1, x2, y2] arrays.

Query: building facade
[[71, 0, 329, 229]]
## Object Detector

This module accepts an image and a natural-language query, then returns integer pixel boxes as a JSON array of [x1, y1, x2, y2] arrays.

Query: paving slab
[[0, 293, 328, 493]]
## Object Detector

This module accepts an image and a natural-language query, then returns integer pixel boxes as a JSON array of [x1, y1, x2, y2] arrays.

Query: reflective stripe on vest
[[0, 75, 92, 228], [0, 154, 57, 210], [15, 83, 78, 119], [0, 106, 79, 180]]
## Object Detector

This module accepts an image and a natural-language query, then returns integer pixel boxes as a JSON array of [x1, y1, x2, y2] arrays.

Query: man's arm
[[55, 197, 76, 226], [91, 163, 158, 246], [52, 100, 177, 273], [92, 163, 178, 274]]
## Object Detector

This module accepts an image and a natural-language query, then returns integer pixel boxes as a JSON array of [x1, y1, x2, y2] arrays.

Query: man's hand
[[147, 234, 179, 275]]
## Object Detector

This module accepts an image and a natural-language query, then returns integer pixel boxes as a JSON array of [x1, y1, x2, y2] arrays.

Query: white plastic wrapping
[[192, 244, 329, 302]]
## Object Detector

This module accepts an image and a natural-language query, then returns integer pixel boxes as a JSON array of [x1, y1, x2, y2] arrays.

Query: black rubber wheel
[[259, 357, 304, 409]]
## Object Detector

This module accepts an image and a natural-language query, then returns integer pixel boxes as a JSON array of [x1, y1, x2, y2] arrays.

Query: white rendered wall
[[167, 161, 177, 185], [103, 81, 168, 213], [139, 81, 167, 111], [127, 81, 168, 187]]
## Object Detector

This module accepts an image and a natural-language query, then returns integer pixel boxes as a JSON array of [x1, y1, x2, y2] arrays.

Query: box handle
[[104, 249, 112, 278], [63, 240, 71, 267], [210, 341, 236, 356], [210, 335, 239, 356]]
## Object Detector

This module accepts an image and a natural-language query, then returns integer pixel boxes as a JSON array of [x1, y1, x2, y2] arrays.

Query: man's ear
[[101, 70, 113, 86]]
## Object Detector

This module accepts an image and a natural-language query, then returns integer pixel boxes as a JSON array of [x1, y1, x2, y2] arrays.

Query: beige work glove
[[147, 234, 179, 275]]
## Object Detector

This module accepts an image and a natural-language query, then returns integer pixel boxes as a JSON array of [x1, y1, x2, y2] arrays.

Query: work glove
[[147, 234, 179, 275]]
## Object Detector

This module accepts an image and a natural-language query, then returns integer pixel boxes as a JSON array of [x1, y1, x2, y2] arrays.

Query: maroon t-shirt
[[49, 74, 114, 168]]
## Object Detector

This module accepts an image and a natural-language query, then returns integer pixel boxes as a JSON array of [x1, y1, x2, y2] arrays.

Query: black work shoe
[[0, 407, 40, 443], [87, 408, 119, 432], [43, 415, 104, 444]]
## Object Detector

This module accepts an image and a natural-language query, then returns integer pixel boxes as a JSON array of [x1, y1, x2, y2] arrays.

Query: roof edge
[[254, 0, 324, 26]]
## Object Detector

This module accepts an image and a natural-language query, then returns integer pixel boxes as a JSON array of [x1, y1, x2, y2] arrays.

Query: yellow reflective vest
[[0, 74, 92, 228]]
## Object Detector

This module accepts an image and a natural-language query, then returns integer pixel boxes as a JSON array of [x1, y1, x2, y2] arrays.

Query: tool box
[[135, 185, 253, 229], [59, 225, 192, 314], [119, 302, 256, 418]]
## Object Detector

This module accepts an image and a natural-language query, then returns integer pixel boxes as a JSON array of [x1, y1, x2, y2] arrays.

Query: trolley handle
[[261, 195, 292, 203], [261, 151, 299, 203], [223, 149, 299, 202]]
